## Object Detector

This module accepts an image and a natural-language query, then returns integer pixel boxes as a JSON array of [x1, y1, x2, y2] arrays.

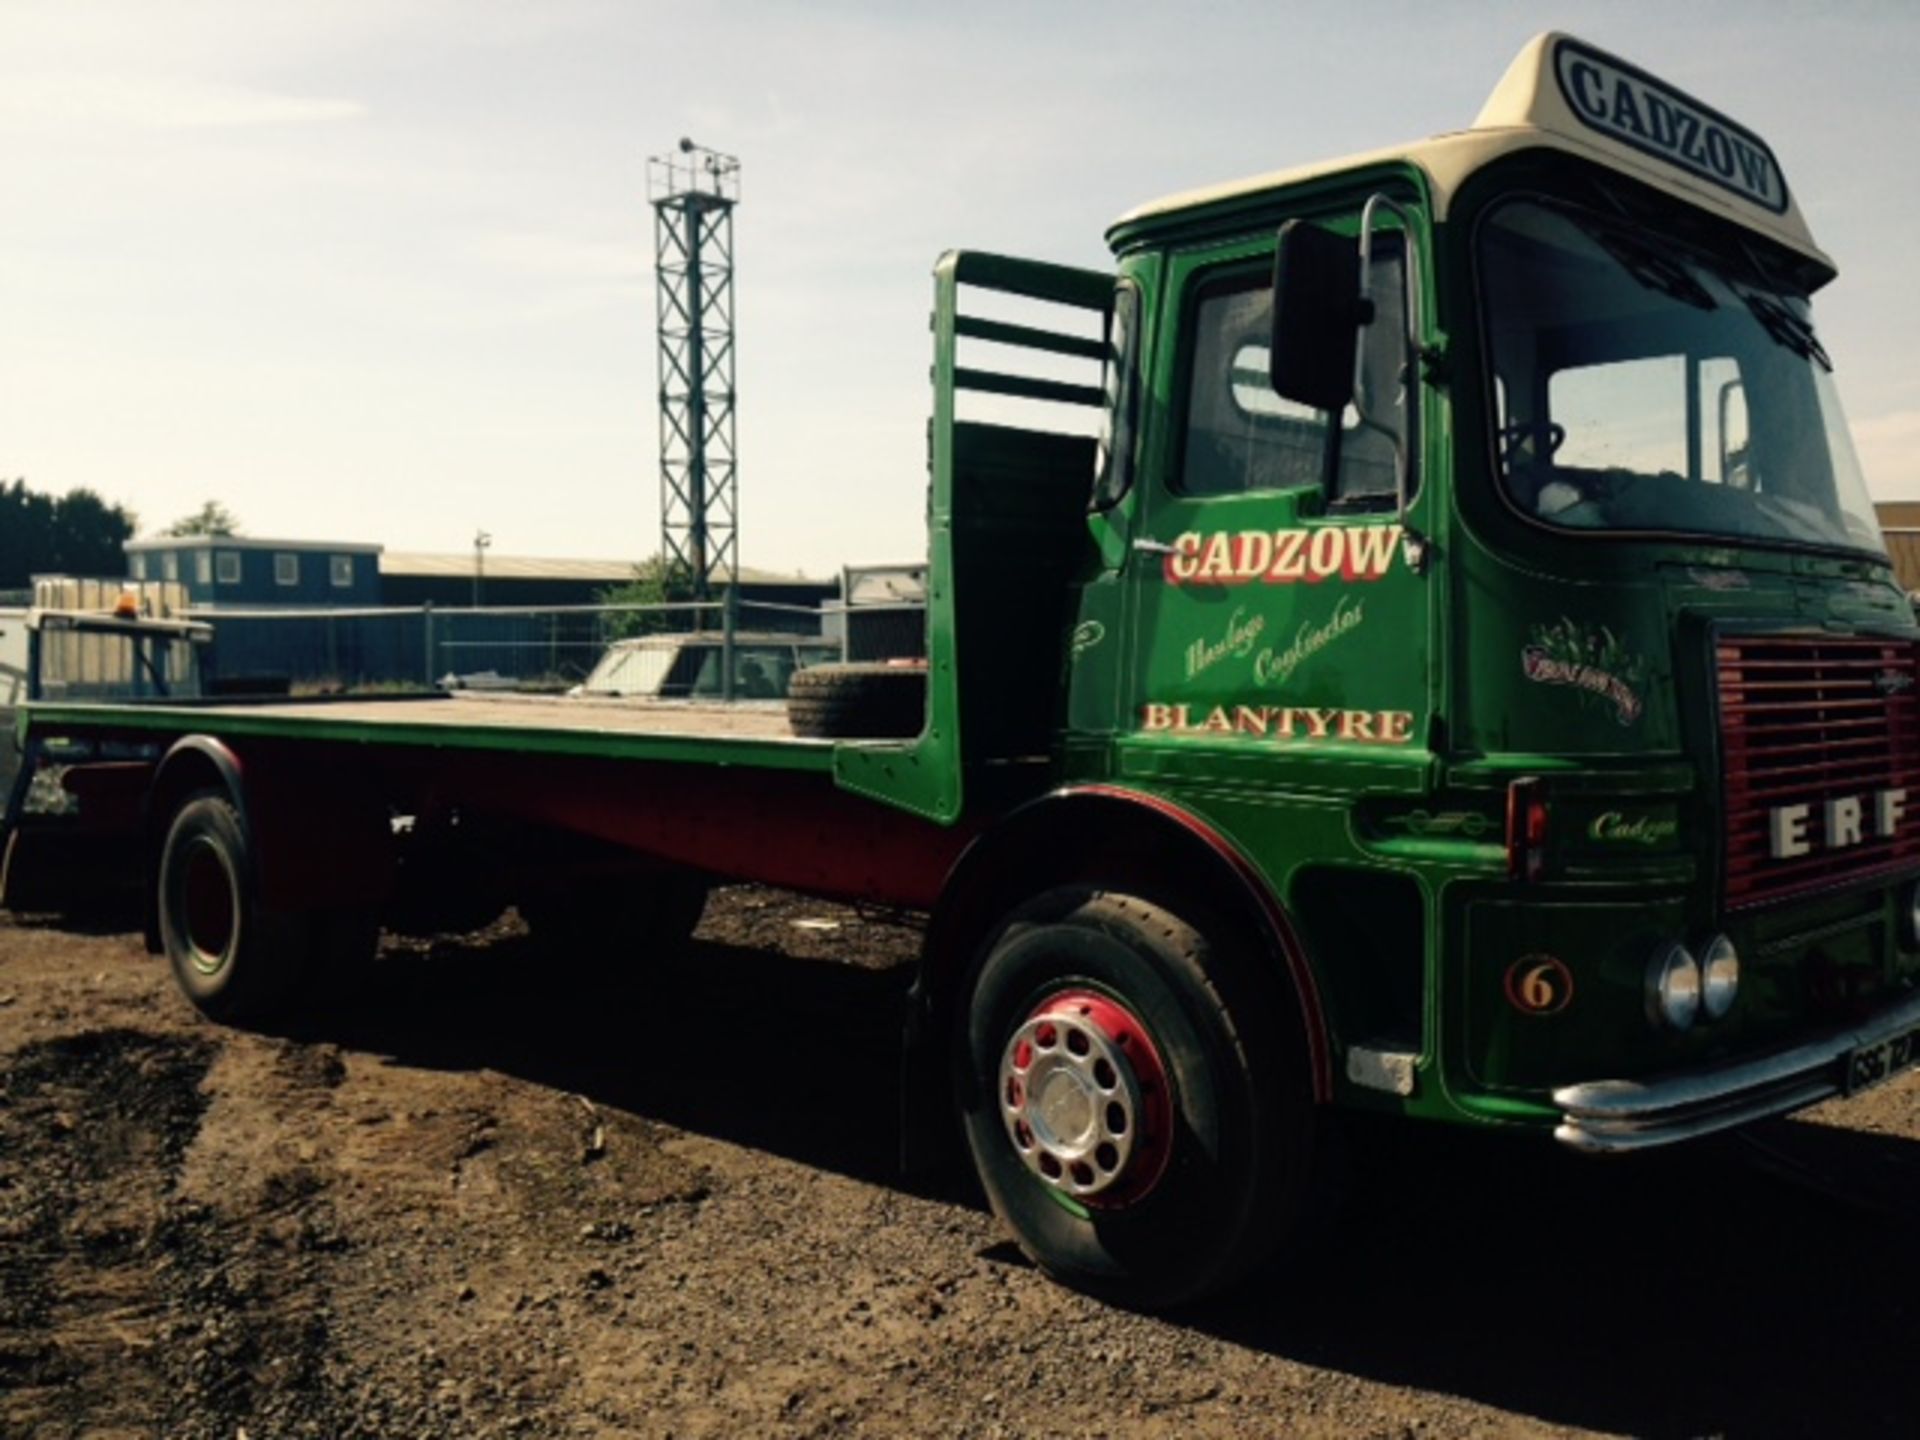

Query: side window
[[1182, 280, 1322, 497], [1091, 281, 1141, 510], [330, 554, 355, 587], [274, 553, 299, 587], [1179, 239, 1405, 503], [194, 551, 212, 586], [216, 552, 241, 584]]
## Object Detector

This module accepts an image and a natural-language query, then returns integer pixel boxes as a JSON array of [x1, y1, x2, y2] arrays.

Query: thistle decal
[[1520, 618, 1648, 726]]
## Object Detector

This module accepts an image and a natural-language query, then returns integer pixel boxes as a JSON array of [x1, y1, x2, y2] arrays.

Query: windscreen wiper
[[1590, 228, 1718, 312], [1742, 291, 1832, 370]]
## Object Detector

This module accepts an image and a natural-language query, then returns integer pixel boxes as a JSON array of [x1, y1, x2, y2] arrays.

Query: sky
[[5, 1, 1919, 579]]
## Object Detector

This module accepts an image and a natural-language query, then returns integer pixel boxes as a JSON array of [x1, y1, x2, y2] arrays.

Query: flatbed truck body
[[8, 33, 1919, 1304], [10, 692, 975, 907]]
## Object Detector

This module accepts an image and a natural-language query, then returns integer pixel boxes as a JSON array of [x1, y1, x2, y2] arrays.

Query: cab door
[[1116, 208, 1439, 798]]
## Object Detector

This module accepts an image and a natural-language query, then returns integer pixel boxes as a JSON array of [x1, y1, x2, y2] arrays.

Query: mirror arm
[[1716, 377, 1743, 487], [1355, 192, 1429, 576]]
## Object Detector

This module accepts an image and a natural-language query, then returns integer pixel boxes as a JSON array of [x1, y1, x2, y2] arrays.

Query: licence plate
[[1844, 1023, 1920, 1096]]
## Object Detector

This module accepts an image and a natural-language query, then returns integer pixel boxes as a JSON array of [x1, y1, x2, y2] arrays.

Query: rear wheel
[[956, 887, 1315, 1308], [157, 791, 312, 1024]]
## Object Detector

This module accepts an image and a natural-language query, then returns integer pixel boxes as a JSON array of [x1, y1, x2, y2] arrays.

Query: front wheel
[[956, 887, 1315, 1308]]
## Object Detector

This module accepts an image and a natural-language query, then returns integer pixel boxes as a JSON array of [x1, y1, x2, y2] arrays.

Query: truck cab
[[1041, 33, 1918, 1149]]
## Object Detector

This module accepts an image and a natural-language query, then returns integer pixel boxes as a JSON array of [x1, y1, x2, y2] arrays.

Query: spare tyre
[[787, 662, 926, 739]]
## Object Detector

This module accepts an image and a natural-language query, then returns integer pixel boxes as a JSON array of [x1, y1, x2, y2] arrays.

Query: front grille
[[1718, 632, 1920, 909]]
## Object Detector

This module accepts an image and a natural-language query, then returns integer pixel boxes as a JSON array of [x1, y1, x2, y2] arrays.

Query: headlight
[[1905, 882, 1920, 949], [1646, 940, 1701, 1031], [1699, 934, 1740, 1021]]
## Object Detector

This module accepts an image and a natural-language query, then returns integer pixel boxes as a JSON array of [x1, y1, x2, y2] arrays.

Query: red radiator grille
[[1719, 633, 1920, 909]]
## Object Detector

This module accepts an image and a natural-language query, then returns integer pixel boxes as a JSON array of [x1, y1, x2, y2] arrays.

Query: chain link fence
[[185, 600, 879, 698], [5, 575, 930, 704]]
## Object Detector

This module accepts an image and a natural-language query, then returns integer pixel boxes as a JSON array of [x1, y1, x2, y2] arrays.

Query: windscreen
[[578, 643, 675, 696], [1480, 199, 1883, 557]]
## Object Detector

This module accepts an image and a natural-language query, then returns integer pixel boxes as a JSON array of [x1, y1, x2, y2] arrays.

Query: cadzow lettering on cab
[[1164, 525, 1404, 586], [1553, 38, 1784, 212]]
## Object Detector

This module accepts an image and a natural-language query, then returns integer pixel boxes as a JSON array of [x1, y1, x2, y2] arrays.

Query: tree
[[48, 489, 139, 577], [164, 500, 242, 537], [0, 480, 55, 590], [597, 556, 700, 637], [0, 479, 138, 589]]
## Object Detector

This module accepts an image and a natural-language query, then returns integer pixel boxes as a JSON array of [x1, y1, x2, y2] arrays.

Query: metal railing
[[6, 588, 933, 706]]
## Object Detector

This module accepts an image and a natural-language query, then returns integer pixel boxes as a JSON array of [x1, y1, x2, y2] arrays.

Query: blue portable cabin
[[124, 536, 383, 609]]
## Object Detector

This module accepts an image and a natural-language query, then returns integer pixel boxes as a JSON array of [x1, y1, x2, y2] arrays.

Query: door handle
[[1130, 537, 1176, 556]]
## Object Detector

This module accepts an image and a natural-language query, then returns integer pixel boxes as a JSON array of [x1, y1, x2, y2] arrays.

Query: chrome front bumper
[[1553, 986, 1920, 1153]]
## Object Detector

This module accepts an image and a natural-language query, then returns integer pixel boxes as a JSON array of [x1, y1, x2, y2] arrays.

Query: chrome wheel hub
[[998, 989, 1171, 1206]]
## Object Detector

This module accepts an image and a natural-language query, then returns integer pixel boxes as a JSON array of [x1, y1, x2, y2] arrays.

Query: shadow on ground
[[285, 929, 1920, 1438], [1201, 1115, 1920, 1438], [9, 898, 146, 938], [286, 929, 924, 1192]]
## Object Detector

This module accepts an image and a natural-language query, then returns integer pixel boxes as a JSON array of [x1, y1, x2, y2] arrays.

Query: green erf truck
[[5, 33, 1917, 1306]]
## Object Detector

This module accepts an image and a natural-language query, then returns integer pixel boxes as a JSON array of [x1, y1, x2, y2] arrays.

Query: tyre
[[518, 870, 710, 961], [787, 663, 926, 739], [955, 887, 1315, 1308], [156, 791, 313, 1024]]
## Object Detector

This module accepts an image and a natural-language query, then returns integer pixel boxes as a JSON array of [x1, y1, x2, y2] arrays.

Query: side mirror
[[1269, 219, 1366, 412]]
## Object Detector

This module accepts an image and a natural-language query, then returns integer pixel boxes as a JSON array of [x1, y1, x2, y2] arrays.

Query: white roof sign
[[1116, 33, 1829, 277], [1547, 37, 1786, 214]]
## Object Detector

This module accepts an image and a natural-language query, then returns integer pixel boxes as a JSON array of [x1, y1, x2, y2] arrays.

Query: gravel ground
[[2, 886, 1917, 1439]]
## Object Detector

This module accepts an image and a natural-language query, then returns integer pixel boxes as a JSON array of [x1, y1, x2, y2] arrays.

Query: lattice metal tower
[[649, 140, 740, 601]]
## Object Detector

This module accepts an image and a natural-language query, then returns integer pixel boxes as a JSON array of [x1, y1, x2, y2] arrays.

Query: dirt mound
[[3, 892, 1919, 1438], [0, 1029, 277, 1435]]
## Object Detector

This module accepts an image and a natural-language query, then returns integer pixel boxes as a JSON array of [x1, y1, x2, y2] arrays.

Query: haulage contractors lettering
[[1553, 41, 1784, 212], [1163, 525, 1404, 587], [1184, 606, 1265, 680], [1254, 595, 1364, 687], [1142, 703, 1415, 745]]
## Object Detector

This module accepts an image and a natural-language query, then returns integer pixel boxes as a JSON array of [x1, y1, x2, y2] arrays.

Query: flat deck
[[20, 692, 839, 771], [264, 693, 805, 739]]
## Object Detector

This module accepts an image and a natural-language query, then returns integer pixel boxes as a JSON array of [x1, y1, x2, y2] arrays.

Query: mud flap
[[898, 970, 968, 1186]]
